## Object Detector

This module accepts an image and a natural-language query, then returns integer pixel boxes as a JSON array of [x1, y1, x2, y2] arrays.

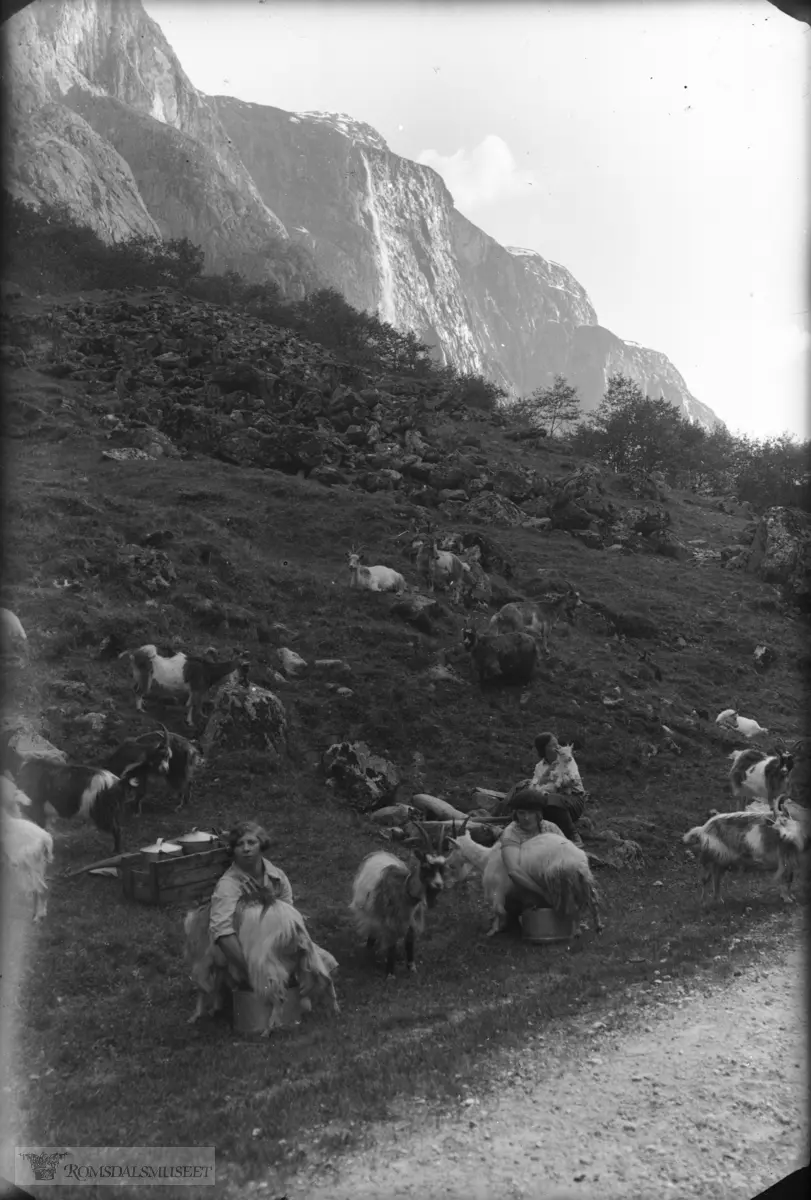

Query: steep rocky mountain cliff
[[2, 0, 721, 428]]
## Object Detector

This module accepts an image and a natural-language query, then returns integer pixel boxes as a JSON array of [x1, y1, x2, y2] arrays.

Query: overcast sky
[[142, 0, 809, 441]]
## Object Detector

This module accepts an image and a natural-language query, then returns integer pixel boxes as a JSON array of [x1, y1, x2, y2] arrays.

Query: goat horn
[[413, 820, 434, 853]]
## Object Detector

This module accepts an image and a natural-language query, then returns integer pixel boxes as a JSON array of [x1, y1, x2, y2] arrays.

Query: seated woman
[[208, 820, 294, 997], [529, 731, 586, 846], [499, 786, 565, 920]]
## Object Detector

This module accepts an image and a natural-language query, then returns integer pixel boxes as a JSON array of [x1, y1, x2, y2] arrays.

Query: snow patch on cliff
[[295, 111, 389, 152]]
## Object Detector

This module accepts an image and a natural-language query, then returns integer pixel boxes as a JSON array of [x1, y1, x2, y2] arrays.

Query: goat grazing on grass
[[462, 627, 538, 686], [349, 825, 448, 978], [489, 591, 581, 655], [104, 725, 203, 813], [184, 896, 339, 1033], [728, 747, 795, 810], [1, 774, 54, 922], [347, 548, 407, 594], [122, 644, 244, 726], [715, 709, 770, 739], [13, 757, 143, 854], [682, 809, 806, 905]]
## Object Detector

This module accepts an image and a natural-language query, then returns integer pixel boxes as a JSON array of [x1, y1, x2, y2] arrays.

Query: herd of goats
[[1, 525, 809, 1031]]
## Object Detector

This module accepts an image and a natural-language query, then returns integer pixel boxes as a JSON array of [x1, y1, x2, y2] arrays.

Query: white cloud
[[417, 134, 537, 211]]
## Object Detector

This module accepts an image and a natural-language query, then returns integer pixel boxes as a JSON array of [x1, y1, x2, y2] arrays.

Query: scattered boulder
[[322, 740, 400, 811], [390, 593, 443, 634], [200, 681, 288, 764], [744, 506, 811, 609], [278, 647, 307, 678]]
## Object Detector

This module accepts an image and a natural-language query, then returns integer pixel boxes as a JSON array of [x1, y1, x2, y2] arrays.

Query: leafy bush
[[507, 374, 581, 435]]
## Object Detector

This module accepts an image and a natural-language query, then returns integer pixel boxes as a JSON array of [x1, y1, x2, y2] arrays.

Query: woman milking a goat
[[185, 819, 298, 1021]]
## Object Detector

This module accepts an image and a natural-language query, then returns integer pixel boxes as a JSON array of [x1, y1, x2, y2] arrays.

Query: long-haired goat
[[682, 809, 806, 905], [462, 627, 538, 686], [122, 645, 245, 726], [446, 823, 600, 937], [490, 591, 581, 656], [13, 757, 143, 854], [347, 548, 406, 594], [728, 747, 794, 810], [104, 725, 203, 813], [184, 895, 339, 1034], [1, 774, 54, 922], [349, 825, 448, 977]]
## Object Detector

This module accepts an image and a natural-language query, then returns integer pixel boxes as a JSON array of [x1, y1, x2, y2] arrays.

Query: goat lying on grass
[[347, 549, 406, 594], [715, 710, 769, 739], [1, 774, 54, 922], [184, 895, 339, 1034], [683, 807, 806, 905], [123, 645, 245, 726], [349, 825, 448, 978]]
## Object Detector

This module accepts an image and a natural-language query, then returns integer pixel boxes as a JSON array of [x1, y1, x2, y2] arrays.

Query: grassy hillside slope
[[1, 295, 807, 1196]]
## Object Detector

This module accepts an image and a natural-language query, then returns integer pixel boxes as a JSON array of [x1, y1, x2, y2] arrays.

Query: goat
[[728, 748, 794, 810], [104, 725, 203, 813], [0, 608, 28, 657], [462, 627, 538, 686], [530, 742, 584, 796], [682, 809, 806, 905], [184, 895, 339, 1033], [425, 541, 470, 602], [349, 824, 448, 978], [1, 774, 54, 922], [715, 709, 770, 739], [122, 644, 244, 726], [489, 591, 581, 656], [347, 549, 406, 594], [13, 757, 143, 854], [446, 825, 600, 937]]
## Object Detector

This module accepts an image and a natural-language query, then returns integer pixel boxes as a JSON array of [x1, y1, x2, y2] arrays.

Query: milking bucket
[[520, 907, 576, 943]]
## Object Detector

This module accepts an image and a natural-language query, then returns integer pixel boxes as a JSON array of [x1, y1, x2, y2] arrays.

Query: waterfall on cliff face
[[360, 152, 397, 326]]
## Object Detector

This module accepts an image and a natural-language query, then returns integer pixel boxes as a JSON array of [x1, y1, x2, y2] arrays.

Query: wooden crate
[[119, 846, 231, 907]]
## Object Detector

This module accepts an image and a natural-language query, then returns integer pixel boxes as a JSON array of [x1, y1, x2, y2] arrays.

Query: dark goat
[[349, 824, 449, 978], [122, 644, 247, 725], [103, 724, 203, 814], [13, 758, 143, 853], [462, 627, 538, 685]]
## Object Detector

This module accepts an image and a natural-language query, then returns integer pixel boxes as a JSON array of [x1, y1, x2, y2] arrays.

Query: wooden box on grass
[[119, 846, 230, 907]]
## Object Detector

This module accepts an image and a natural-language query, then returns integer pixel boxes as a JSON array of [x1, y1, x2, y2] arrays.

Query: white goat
[[0, 608, 28, 657], [446, 824, 601, 937], [1, 774, 54, 922], [426, 541, 470, 602], [349, 829, 448, 977], [683, 809, 805, 905], [347, 551, 406, 594], [715, 710, 769, 739], [184, 897, 339, 1033], [530, 743, 584, 795]]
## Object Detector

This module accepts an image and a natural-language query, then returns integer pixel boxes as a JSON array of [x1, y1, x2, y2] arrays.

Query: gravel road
[[285, 917, 808, 1200]]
